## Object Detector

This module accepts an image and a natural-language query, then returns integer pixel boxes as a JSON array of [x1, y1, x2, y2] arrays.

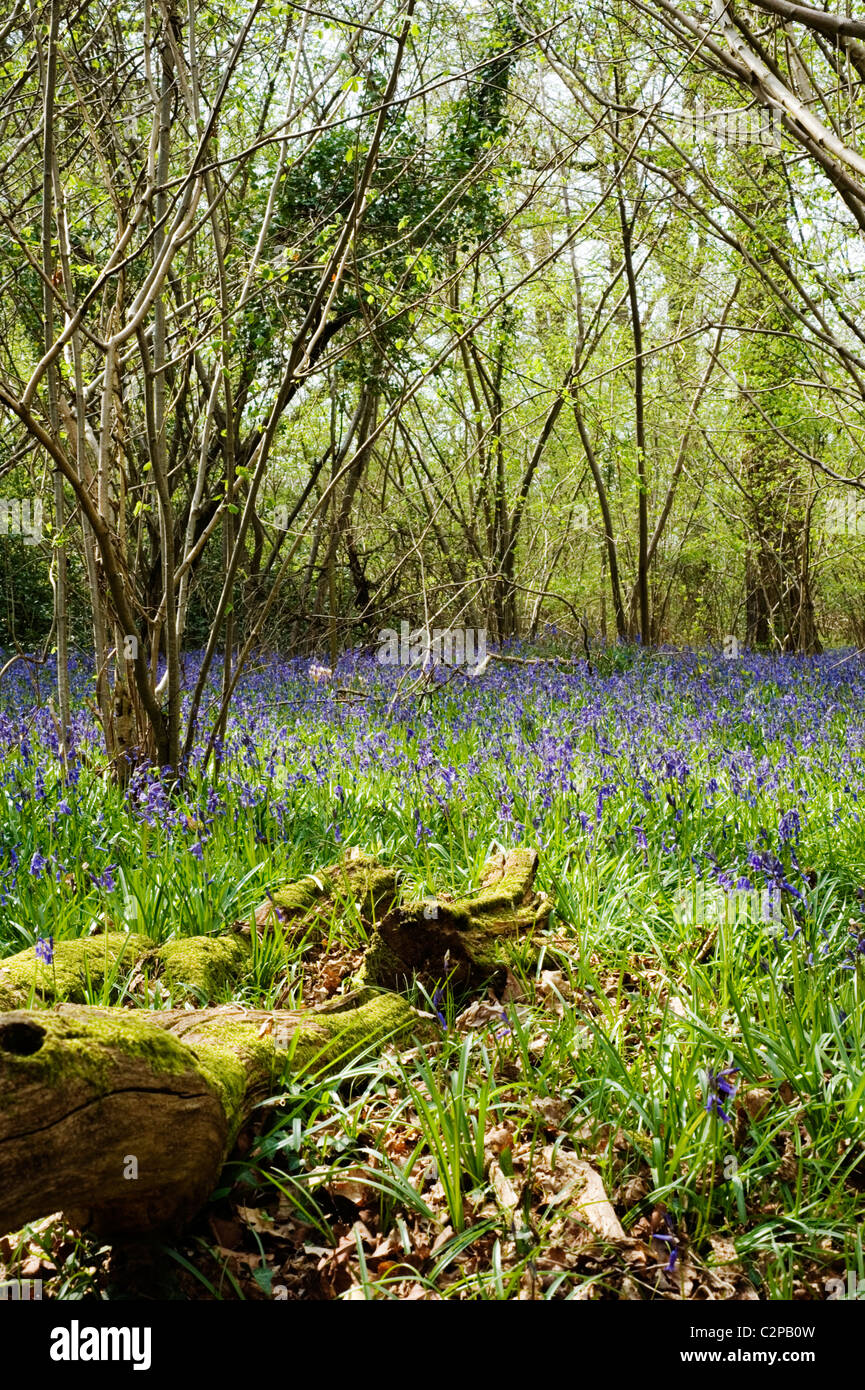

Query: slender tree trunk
[[41, 0, 70, 766], [154, 43, 179, 767], [618, 194, 650, 645]]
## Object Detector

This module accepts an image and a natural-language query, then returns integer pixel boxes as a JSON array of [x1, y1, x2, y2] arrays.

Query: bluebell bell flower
[[35, 935, 54, 965], [431, 989, 447, 1029], [704, 1065, 739, 1123]]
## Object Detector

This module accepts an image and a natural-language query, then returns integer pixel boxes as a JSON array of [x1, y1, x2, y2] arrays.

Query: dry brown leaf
[[499, 969, 526, 1003], [708, 1236, 739, 1267], [777, 1132, 798, 1182], [742, 1087, 773, 1120], [490, 1160, 520, 1210], [531, 1097, 569, 1128], [617, 1171, 651, 1208], [368, 1233, 402, 1261], [214, 1247, 261, 1270], [485, 1125, 514, 1156], [454, 1000, 508, 1033], [329, 1168, 371, 1206], [208, 1215, 245, 1248], [540, 1146, 625, 1241], [431, 1226, 454, 1253], [538, 969, 568, 997], [236, 1206, 276, 1235]]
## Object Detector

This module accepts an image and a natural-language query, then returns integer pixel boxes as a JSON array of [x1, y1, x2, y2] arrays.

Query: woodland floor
[[1, 643, 864, 1300]]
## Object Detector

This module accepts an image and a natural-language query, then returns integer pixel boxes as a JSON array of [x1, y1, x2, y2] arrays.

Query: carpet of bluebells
[[1, 644, 864, 1300]]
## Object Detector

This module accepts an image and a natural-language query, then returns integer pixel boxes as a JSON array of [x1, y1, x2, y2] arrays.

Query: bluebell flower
[[35, 935, 54, 965], [778, 810, 801, 844], [654, 1232, 678, 1273], [704, 1065, 739, 1123], [431, 988, 447, 1029]]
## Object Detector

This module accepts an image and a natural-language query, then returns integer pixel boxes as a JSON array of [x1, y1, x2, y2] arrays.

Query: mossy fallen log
[[0, 850, 399, 1010], [361, 847, 550, 992], [267, 850, 398, 932], [0, 931, 255, 1010], [0, 846, 546, 1242], [0, 989, 420, 1240]]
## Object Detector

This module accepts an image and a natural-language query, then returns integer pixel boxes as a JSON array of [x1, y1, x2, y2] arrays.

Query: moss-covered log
[[0, 850, 400, 1011], [0, 845, 548, 1243], [361, 847, 550, 992], [0, 989, 421, 1240], [266, 849, 398, 933], [0, 931, 256, 1010]]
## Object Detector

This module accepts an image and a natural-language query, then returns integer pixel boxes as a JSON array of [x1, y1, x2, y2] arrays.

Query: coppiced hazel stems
[[1, 0, 865, 758]]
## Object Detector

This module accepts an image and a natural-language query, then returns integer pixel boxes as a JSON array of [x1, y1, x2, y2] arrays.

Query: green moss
[[0, 1008, 203, 1129], [361, 850, 544, 991], [175, 1020, 269, 1135], [271, 876, 326, 918], [359, 933, 409, 987], [0, 933, 144, 1009], [271, 852, 397, 935], [467, 848, 537, 914], [275, 990, 424, 1077], [0, 1007, 266, 1151], [0, 931, 262, 1011], [157, 936, 252, 1001]]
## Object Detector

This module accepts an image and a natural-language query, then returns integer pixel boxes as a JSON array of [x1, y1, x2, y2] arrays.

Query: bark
[[40, 0, 70, 765], [737, 156, 822, 654], [618, 191, 650, 646]]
